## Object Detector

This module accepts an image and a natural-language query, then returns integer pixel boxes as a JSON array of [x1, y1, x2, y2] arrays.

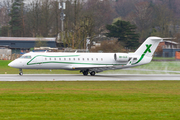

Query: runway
[[0, 74, 180, 81]]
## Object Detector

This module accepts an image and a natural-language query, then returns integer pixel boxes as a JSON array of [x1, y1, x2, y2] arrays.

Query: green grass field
[[0, 81, 180, 120], [1, 60, 180, 74], [153, 57, 175, 60], [0, 60, 180, 119]]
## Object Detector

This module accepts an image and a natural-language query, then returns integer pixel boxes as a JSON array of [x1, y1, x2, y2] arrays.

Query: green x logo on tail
[[144, 44, 152, 53], [132, 44, 152, 65]]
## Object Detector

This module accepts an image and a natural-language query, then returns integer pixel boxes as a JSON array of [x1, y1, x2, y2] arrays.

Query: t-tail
[[131, 37, 163, 65]]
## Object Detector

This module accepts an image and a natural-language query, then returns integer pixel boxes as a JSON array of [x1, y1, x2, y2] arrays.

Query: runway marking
[[0, 74, 180, 81]]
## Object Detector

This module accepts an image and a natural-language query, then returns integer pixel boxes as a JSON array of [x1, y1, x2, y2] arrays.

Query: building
[[0, 45, 11, 60], [0, 37, 56, 54], [156, 40, 180, 57]]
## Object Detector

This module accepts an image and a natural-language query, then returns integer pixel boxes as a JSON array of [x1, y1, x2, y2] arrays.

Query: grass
[[137, 61, 180, 71], [0, 81, 180, 120], [153, 57, 175, 60], [1, 60, 180, 74], [104, 61, 180, 74]]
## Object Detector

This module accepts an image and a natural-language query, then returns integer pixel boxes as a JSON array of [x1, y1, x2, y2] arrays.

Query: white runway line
[[0, 74, 180, 81]]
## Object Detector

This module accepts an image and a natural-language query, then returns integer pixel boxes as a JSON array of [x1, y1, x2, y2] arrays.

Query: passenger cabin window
[[45, 58, 47, 60], [96, 58, 98, 61], [20, 55, 31, 59], [59, 58, 61, 60], [49, 58, 51, 60], [69, 58, 71, 60], [73, 58, 75, 61], [54, 58, 56, 60]]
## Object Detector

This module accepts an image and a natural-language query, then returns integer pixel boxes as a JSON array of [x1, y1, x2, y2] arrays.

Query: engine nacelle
[[114, 53, 129, 62]]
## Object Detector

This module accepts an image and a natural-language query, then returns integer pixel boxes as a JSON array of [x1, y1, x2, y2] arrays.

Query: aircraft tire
[[83, 71, 88, 76], [90, 71, 95, 76], [19, 72, 23, 76]]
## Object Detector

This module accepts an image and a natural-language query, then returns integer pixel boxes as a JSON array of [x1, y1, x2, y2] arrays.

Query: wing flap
[[71, 65, 114, 69]]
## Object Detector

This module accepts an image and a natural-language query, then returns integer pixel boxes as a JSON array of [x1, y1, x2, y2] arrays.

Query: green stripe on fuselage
[[27, 55, 126, 66], [27, 55, 80, 65]]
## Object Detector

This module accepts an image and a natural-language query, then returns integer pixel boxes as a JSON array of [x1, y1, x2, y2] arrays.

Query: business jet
[[8, 37, 162, 76]]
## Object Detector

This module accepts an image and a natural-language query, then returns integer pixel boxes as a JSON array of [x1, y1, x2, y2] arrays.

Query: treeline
[[0, 0, 180, 48]]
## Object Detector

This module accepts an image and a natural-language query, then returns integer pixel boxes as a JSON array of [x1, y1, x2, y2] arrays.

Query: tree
[[154, 5, 175, 38], [51, 0, 61, 37], [0, 26, 9, 36], [9, 0, 24, 37], [35, 37, 47, 47], [90, 39, 125, 52], [133, 2, 153, 41], [106, 20, 139, 49], [40, 0, 54, 37], [113, 0, 135, 17], [124, 1, 153, 42], [0, 0, 11, 27], [85, 0, 115, 34], [25, 0, 42, 37]]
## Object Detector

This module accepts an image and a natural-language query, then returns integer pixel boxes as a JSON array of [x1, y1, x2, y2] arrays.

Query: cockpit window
[[20, 55, 31, 59]]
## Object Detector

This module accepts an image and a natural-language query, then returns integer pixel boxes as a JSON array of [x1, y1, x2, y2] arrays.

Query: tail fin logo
[[145, 44, 152, 54], [131, 44, 152, 65]]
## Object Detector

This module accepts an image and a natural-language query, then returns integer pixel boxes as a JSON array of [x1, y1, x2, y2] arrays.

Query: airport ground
[[1, 74, 180, 81], [1, 60, 180, 75], [0, 60, 180, 119], [0, 81, 180, 120]]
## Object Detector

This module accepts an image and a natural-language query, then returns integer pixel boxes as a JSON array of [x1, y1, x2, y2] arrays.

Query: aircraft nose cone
[[8, 62, 13, 67], [8, 60, 23, 68], [8, 61, 17, 68]]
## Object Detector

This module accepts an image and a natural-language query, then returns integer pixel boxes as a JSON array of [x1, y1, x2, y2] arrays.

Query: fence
[[0, 54, 22, 60]]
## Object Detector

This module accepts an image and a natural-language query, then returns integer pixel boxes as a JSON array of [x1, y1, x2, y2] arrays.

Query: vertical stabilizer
[[131, 37, 163, 65], [135, 37, 163, 57]]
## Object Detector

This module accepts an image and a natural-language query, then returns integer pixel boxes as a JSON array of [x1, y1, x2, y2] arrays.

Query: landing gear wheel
[[83, 71, 88, 76], [90, 71, 96, 76], [19, 69, 23, 76], [19, 72, 23, 76]]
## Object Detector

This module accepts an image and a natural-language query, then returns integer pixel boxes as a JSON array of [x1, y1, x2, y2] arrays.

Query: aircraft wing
[[71, 65, 114, 69], [69, 65, 117, 72]]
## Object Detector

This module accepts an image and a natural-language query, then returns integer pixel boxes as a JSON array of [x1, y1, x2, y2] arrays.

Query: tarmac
[[0, 74, 180, 81]]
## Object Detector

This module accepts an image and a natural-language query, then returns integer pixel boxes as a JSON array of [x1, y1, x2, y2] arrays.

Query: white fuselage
[[8, 52, 151, 72], [8, 37, 163, 75]]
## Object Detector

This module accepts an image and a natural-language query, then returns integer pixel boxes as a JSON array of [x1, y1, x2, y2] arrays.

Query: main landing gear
[[90, 71, 95, 76], [19, 69, 23, 76], [83, 70, 88, 76], [80, 70, 96, 76]]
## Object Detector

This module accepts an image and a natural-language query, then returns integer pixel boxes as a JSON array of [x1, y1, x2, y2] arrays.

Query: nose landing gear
[[19, 69, 23, 76]]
